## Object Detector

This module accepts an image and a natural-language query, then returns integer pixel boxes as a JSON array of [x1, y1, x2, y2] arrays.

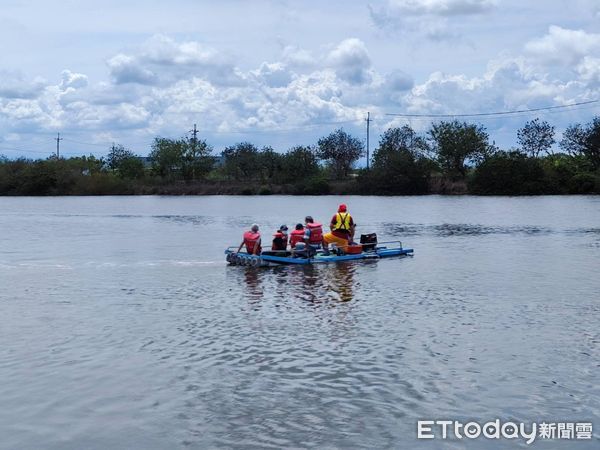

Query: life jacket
[[243, 231, 261, 254], [333, 213, 352, 232], [306, 222, 323, 245], [289, 229, 305, 248], [272, 231, 287, 251]]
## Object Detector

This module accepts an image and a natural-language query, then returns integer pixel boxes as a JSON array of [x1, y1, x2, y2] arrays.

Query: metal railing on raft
[[225, 241, 404, 255]]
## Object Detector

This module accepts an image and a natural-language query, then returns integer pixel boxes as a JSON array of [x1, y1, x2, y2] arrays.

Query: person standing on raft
[[237, 224, 262, 255]]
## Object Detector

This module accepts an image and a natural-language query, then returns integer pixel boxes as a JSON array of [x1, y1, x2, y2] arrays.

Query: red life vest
[[243, 231, 261, 254], [289, 229, 305, 248], [306, 222, 323, 245], [272, 231, 287, 251]]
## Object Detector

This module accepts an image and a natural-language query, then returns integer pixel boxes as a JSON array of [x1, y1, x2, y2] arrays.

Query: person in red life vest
[[323, 204, 355, 253], [271, 225, 288, 252], [237, 223, 262, 255], [289, 223, 305, 249], [303, 216, 323, 257]]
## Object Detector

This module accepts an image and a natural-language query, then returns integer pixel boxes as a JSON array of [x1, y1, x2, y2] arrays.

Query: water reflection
[[232, 262, 359, 305], [154, 215, 215, 226], [242, 267, 264, 304], [174, 262, 364, 448], [382, 222, 556, 237], [321, 262, 356, 302]]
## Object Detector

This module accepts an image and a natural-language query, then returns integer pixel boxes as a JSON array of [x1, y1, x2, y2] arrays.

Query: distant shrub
[[293, 176, 330, 195], [568, 173, 598, 194], [469, 151, 546, 195]]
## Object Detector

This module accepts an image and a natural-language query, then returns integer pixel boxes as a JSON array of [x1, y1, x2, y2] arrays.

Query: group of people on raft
[[236, 204, 355, 257]]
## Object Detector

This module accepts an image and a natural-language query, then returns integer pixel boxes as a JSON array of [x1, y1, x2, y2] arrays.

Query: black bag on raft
[[360, 233, 377, 251]]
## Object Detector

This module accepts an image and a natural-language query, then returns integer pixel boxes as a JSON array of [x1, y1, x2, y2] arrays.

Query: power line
[[385, 99, 599, 119], [61, 138, 110, 147], [0, 146, 51, 155], [383, 102, 600, 123]]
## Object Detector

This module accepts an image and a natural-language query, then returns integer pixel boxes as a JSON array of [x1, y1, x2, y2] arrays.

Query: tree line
[[0, 116, 599, 195]]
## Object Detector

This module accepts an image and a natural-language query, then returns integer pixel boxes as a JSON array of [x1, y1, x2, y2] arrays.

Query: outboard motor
[[360, 233, 377, 251]]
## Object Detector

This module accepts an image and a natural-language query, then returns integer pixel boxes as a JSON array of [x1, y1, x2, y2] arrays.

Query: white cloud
[[141, 35, 222, 66], [525, 26, 600, 66], [0, 71, 46, 99], [577, 56, 600, 87], [59, 70, 88, 90], [1, 25, 599, 153], [327, 38, 372, 85], [107, 54, 157, 85], [106, 35, 243, 87], [281, 45, 316, 68], [397, 52, 597, 137], [1, 99, 45, 121], [384, 70, 414, 92], [375, 0, 496, 17], [251, 62, 293, 88], [370, 0, 496, 39]]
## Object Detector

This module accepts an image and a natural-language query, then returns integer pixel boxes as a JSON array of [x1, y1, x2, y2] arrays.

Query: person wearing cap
[[323, 204, 355, 252], [271, 225, 289, 252], [237, 224, 262, 255]]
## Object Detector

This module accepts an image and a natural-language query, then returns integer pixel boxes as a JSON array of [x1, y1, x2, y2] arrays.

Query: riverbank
[[4, 177, 600, 196], [1, 154, 599, 196]]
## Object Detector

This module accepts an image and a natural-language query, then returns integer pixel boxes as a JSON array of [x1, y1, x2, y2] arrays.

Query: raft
[[225, 241, 413, 267]]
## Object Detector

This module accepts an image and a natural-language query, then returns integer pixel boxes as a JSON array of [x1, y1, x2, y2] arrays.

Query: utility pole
[[365, 112, 371, 170], [190, 124, 198, 180], [55, 133, 63, 158]]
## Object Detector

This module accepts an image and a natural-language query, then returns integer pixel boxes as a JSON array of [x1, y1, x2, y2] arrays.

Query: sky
[[1, 0, 599, 161]]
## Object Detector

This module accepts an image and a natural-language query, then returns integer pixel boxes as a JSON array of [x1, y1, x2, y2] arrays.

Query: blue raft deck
[[225, 241, 414, 267]]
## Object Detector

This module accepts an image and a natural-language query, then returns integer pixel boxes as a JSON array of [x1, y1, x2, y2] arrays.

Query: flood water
[[1, 195, 599, 449]]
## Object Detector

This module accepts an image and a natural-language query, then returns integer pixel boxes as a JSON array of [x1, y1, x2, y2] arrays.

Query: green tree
[[105, 144, 145, 179], [106, 144, 133, 170], [317, 128, 364, 178], [221, 142, 261, 180], [428, 120, 491, 177], [469, 151, 546, 195], [360, 126, 432, 194], [280, 145, 320, 182], [559, 117, 600, 169], [258, 146, 283, 182], [517, 118, 555, 157], [149, 138, 185, 178], [183, 136, 214, 180], [117, 157, 144, 179], [374, 125, 428, 159], [68, 155, 105, 175]]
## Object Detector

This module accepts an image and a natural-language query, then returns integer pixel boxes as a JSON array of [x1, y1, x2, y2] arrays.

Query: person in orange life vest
[[302, 216, 323, 257], [323, 204, 355, 252], [271, 225, 288, 252], [237, 223, 262, 255], [289, 223, 305, 249]]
